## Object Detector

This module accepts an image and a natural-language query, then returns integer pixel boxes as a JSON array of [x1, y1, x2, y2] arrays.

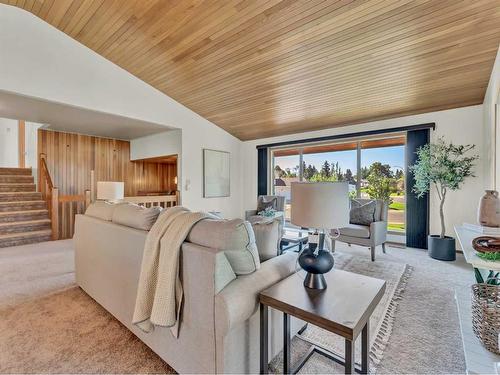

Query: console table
[[455, 225, 500, 272], [454, 226, 500, 374], [259, 269, 385, 374]]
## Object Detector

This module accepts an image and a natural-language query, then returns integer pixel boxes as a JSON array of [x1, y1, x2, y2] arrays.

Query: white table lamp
[[97, 181, 124, 203], [291, 182, 349, 289]]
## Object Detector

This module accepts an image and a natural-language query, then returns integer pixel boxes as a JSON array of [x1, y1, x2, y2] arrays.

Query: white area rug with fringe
[[270, 251, 412, 374]]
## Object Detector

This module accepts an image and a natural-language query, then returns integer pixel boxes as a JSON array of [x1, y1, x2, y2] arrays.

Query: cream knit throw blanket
[[132, 206, 209, 337]]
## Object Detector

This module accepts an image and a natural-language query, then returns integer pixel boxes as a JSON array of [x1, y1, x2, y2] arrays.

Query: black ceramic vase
[[298, 246, 334, 290]]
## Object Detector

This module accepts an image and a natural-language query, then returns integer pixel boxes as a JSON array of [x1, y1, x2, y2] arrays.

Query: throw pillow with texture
[[349, 200, 376, 226], [85, 201, 119, 221], [112, 203, 162, 231]]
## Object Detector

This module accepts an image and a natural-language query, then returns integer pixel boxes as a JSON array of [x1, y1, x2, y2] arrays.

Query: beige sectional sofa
[[74, 208, 301, 374]]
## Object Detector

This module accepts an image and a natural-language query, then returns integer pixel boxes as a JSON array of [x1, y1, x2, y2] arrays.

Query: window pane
[[302, 143, 357, 198], [272, 149, 300, 221], [360, 140, 405, 233]]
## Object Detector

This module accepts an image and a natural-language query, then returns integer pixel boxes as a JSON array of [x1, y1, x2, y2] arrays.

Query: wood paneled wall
[[38, 129, 177, 238]]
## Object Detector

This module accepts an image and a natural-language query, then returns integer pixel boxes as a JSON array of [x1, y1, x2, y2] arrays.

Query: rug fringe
[[369, 264, 413, 374]]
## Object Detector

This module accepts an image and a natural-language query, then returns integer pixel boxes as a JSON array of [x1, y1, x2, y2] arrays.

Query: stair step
[[0, 175, 34, 183], [0, 230, 52, 248], [0, 183, 36, 192], [0, 201, 47, 212], [0, 219, 51, 235], [0, 210, 49, 223], [0, 192, 42, 202], [0, 168, 32, 176]]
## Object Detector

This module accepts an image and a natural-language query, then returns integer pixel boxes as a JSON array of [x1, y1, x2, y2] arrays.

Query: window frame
[[270, 132, 407, 235]]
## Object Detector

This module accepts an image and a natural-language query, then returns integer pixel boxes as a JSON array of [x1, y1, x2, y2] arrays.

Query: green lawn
[[389, 201, 405, 211], [390, 192, 405, 197], [388, 223, 405, 231]]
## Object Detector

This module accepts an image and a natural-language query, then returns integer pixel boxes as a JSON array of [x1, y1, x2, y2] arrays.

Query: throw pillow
[[250, 218, 281, 262], [187, 218, 260, 275], [257, 197, 277, 213], [349, 200, 376, 226], [85, 201, 119, 221], [112, 203, 162, 231]]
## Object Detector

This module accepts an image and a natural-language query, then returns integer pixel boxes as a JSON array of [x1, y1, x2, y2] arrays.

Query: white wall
[[0, 117, 18, 167], [25, 121, 42, 184], [0, 117, 40, 174], [483, 48, 500, 190], [242, 105, 486, 242], [130, 130, 182, 161], [0, 5, 243, 219], [24, 121, 42, 169]]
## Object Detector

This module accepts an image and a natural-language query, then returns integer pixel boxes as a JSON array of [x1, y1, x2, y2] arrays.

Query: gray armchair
[[245, 195, 285, 253], [245, 195, 285, 219], [330, 199, 388, 261]]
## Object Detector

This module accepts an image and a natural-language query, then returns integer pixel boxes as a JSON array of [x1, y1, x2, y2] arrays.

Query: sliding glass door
[[272, 148, 300, 221], [301, 143, 357, 195], [271, 135, 406, 234], [360, 138, 406, 233]]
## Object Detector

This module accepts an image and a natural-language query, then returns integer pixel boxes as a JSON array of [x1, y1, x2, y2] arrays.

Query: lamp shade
[[291, 182, 349, 229], [97, 181, 124, 201]]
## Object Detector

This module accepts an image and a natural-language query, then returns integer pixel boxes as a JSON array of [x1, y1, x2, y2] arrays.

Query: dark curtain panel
[[257, 148, 268, 196], [406, 129, 430, 249]]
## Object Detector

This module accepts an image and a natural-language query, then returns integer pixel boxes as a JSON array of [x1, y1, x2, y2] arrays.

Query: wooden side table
[[259, 269, 385, 374]]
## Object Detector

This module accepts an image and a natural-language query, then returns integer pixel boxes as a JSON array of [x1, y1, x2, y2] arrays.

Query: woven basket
[[471, 281, 500, 354]]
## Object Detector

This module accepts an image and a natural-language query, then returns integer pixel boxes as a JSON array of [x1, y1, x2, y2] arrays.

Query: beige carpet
[[0, 239, 174, 374], [0, 239, 74, 310]]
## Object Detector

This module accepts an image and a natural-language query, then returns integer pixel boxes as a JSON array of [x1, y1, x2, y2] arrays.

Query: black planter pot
[[428, 235, 456, 261]]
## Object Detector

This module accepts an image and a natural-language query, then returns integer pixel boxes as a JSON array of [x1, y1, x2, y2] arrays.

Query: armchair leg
[[370, 246, 375, 262], [331, 239, 336, 251], [382, 243, 387, 254]]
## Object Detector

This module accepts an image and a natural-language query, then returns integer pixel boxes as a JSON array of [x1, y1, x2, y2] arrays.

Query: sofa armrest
[[215, 252, 297, 336], [370, 221, 387, 245]]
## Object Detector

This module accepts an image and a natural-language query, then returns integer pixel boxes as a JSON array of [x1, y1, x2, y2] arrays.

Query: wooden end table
[[259, 269, 386, 374]]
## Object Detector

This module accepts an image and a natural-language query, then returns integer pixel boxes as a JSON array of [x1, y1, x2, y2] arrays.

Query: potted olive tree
[[410, 137, 478, 260]]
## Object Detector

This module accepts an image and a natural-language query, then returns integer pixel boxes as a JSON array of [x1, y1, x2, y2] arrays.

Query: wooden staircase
[[0, 168, 51, 248]]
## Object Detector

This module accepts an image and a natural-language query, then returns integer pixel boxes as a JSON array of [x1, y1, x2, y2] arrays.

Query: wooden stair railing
[[124, 192, 179, 208], [88, 169, 180, 208], [38, 153, 91, 240]]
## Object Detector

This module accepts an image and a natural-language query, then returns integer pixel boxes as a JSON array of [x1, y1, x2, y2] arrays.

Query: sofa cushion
[[112, 203, 162, 231], [350, 199, 376, 225], [339, 224, 371, 238], [187, 219, 260, 275], [85, 201, 118, 221]]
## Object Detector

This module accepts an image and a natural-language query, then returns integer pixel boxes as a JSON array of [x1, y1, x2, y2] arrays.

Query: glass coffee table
[[280, 229, 309, 253]]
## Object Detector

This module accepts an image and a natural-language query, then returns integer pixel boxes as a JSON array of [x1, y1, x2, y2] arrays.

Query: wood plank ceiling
[[4, 0, 500, 140]]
